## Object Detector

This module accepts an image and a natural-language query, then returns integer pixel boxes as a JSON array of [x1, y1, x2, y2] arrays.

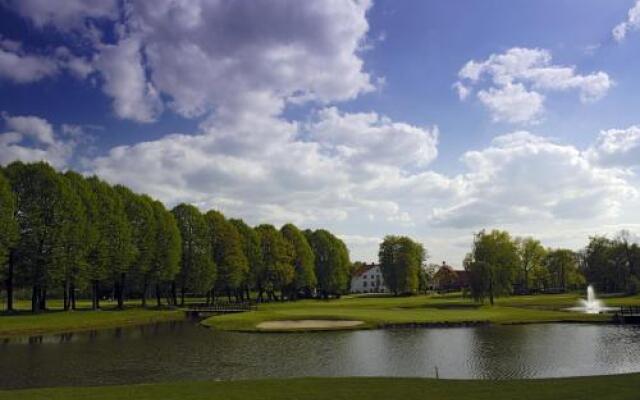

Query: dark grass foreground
[[1, 375, 639, 400]]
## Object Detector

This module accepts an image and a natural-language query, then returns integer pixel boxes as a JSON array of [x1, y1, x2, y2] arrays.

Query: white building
[[350, 263, 387, 293]]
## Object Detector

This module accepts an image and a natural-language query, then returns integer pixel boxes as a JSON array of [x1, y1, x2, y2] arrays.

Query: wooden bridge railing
[[617, 306, 640, 316], [184, 301, 258, 313]]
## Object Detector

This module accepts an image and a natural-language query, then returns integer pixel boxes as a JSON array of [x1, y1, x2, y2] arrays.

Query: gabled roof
[[352, 263, 379, 277]]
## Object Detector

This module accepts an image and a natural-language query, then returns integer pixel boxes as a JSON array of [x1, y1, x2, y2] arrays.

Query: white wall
[[350, 265, 387, 293]]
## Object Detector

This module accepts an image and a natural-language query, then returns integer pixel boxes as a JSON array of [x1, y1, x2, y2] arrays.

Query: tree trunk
[[142, 278, 148, 307], [70, 283, 77, 310], [155, 283, 162, 307], [32, 285, 39, 313], [117, 273, 125, 309], [39, 287, 47, 310], [63, 279, 70, 311], [171, 281, 177, 306], [180, 287, 185, 307], [5, 251, 14, 312]]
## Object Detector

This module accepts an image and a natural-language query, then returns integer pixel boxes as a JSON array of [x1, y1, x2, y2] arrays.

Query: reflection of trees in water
[[467, 325, 538, 379]]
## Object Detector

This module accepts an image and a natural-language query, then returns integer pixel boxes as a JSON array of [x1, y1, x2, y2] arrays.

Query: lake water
[[1, 321, 640, 389]]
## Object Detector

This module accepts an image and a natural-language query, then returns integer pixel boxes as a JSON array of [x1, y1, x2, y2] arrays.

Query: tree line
[[0, 162, 351, 312], [464, 229, 640, 304]]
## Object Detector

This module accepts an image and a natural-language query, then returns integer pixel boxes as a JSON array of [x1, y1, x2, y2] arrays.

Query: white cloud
[[95, 38, 163, 123], [613, 0, 640, 42], [0, 40, 58, 83], [477, 83, 544, 124], [586, 125, 640, 168], [431, 131, 636, 228], [5, 0, 376, 122], [0, 114, 84, 168], [455, 47, 612, 123], [5, 0, 118, 31]]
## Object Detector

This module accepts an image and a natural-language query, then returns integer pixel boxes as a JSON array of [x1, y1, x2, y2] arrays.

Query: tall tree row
[[0, 162, 352, 312]]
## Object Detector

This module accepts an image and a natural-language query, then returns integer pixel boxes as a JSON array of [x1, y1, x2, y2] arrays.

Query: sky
[[1, 0, 640, 266]]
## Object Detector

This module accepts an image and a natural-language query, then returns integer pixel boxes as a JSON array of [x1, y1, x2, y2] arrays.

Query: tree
[[5, 162, 79, 312], [305, 229, 350, 298], [515, 237, 546, 291], [229, 218, 262, 300], [465, 229, 519, 305], [544, 249, 583, 290], [204, 210, 248, 302], [255, 224, 294, 301], [63, 171, 98, 310], [172, 204, 215, 305], [114, 187, 156, 308], [149, 201, 181, 307], [0, 170, 19, 312], [378, 235, 425, 295], [88, 177, 135, 310], [281, 223, 316, 298]]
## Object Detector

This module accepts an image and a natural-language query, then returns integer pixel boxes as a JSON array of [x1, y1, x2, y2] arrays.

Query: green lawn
[[2, 375, 639, 400], [2, 292, 639, 337], [203, 292, 640, 332], [0, 307, 185, 338]]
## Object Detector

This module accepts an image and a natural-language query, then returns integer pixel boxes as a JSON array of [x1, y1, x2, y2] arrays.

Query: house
[[433, 262, 469, 292], [350, 263, 387, 293]]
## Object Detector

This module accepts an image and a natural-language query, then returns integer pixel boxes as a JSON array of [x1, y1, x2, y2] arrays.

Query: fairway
[[1, 375, 639, 400], [203, 292, 630, 332]]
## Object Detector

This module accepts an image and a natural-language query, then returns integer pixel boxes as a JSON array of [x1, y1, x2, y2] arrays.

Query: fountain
[[567, 285, 616, 314]]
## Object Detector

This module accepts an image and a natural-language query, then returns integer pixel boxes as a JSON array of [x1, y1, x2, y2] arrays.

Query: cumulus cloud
[[477, 83, 544, 124], [90, 107, 441, 226], [3, 0, 118, 30], [0, 39, 59, 83], [3, 0, 376, 122], [613, 0, 640, 42], [455, 48, 612, 123], [586, 125, 640, 168], [0, 113, 87, 168], [431, 131, 636, 228]]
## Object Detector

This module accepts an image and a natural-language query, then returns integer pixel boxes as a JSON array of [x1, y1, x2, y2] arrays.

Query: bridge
[[184, 301, 258, 318], [614, 306, 640, 324]]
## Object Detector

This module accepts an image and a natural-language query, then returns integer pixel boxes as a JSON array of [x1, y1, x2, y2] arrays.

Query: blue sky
[[1, 0, 640, 264]]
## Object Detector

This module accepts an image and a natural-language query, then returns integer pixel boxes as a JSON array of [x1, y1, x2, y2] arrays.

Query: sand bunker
[[256, 319, 364, 330]]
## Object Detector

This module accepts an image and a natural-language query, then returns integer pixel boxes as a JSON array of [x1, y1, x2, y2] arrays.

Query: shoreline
[[1, 375, 639, 399]]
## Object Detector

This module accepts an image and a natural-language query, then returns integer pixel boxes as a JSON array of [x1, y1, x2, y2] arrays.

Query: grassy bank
[[2, 375, 640, 400], [203, 292, 640, 332], [2, 292, 639, 337], [0, 307, 185, 338]]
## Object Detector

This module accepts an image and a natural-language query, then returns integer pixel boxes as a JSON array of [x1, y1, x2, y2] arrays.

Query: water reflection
[[1, 322, 640, 389]]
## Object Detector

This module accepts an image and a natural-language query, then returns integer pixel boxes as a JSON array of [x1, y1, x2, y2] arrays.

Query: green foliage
[[281, 223, 316, 292], [205, 210, 248, 291], [580, 232, 640, 293], [171, 204, 216, 294], [114, 187, 156, 283], [4, 162, 84, 310], [0, 170, 18, 280], [229, 218, 263, 291], [255, 224, 294, 293], [88, 177, 135, 280], [378, 235, 425, 295], [515, 237, 547, 290], [466, 229, 519, 304], [149, 200, 181, 283], [305, 229, 350, 296]]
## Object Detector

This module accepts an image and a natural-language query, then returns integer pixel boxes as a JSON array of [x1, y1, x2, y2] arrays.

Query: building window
[[363, 281, 367, 287], [363, 275, 367, 279]]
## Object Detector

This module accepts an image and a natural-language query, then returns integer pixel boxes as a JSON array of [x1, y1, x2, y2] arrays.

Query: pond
[[1, 321, 640, 389]]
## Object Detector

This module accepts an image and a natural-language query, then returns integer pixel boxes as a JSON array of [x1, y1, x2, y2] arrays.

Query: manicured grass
[[1, 375, 639, 400], [203, 292, 640, 332], [0, 307, 185, 338]]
